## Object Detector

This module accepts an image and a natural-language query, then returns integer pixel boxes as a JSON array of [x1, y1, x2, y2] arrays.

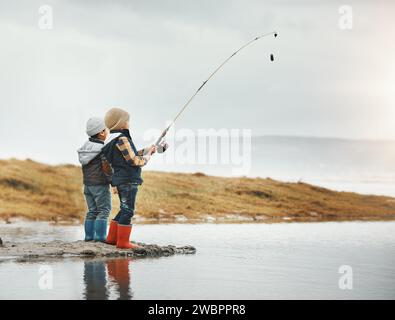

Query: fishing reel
[[156, 141, 169, 153]]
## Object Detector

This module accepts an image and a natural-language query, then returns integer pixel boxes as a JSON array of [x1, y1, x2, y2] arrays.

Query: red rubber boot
[[106, 220, 118, 245], [116, 224, 141, 249]]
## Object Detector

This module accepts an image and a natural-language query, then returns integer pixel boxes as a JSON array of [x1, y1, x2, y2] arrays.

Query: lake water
[[1, 221, 394, 300]]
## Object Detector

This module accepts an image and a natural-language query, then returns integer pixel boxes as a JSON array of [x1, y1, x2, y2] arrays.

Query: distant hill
[[0, 159, 395, 223]]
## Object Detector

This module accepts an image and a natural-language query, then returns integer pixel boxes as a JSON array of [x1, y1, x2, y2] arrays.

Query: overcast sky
[[0, 0, 394, 164]]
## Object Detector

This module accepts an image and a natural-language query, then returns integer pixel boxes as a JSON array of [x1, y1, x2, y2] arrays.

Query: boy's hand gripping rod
[[155, 31, 278, 152]]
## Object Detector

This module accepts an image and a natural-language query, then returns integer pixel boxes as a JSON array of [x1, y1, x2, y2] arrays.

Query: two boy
[[78, 108, 159, 249]]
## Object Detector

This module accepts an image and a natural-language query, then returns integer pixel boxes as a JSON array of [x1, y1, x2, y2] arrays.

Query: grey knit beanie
[[86, 117, 107, 137]]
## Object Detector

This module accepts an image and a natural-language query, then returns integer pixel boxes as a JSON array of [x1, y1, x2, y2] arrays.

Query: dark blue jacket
[[101, 130, 146, 186]]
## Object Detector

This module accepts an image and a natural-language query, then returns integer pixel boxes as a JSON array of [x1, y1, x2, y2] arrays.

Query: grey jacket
[[77, 138, 112, 186]]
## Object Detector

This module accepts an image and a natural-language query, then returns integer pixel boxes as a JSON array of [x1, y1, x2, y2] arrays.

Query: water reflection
[[83, 259, 133, 300], [2, 222, 395, 299]]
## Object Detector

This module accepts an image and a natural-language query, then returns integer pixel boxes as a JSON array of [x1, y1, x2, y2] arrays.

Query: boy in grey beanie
[[77, 117, 112, 242]]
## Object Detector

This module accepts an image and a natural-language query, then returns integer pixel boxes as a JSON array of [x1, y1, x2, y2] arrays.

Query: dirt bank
[[1, 159, 395, 223]]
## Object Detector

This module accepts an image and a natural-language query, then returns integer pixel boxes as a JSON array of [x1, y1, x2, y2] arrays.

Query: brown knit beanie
[[104, 107, 130, 131]]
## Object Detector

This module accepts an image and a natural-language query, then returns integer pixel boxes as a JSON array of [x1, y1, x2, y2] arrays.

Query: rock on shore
[[0, 240, 196, 261]]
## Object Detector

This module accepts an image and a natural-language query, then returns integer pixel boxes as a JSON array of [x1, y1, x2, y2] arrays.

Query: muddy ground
[[0, 238, 196, 262]]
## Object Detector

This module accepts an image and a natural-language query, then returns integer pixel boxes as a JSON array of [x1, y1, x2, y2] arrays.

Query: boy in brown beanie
[[101, 107, 157, 249]]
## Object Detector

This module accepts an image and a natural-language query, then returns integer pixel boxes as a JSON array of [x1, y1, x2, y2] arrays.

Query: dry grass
[[1, 159, 395, 223]]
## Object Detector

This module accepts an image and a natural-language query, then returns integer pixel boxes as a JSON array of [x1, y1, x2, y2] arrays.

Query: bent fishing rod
[[155, 31, 278, 152]]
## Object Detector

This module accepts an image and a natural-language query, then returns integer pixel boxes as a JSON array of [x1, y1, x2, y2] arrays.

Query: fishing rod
[[155, 31, 278, 152]]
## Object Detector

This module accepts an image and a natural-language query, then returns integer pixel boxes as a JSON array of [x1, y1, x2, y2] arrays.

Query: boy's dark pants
[[114, 182, 139, 225]]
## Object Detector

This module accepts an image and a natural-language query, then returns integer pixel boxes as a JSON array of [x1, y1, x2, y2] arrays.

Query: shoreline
[[2, 214, 395, 226]]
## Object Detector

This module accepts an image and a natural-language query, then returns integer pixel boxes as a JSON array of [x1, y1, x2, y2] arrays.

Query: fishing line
[[155, 31, 278, 150]]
